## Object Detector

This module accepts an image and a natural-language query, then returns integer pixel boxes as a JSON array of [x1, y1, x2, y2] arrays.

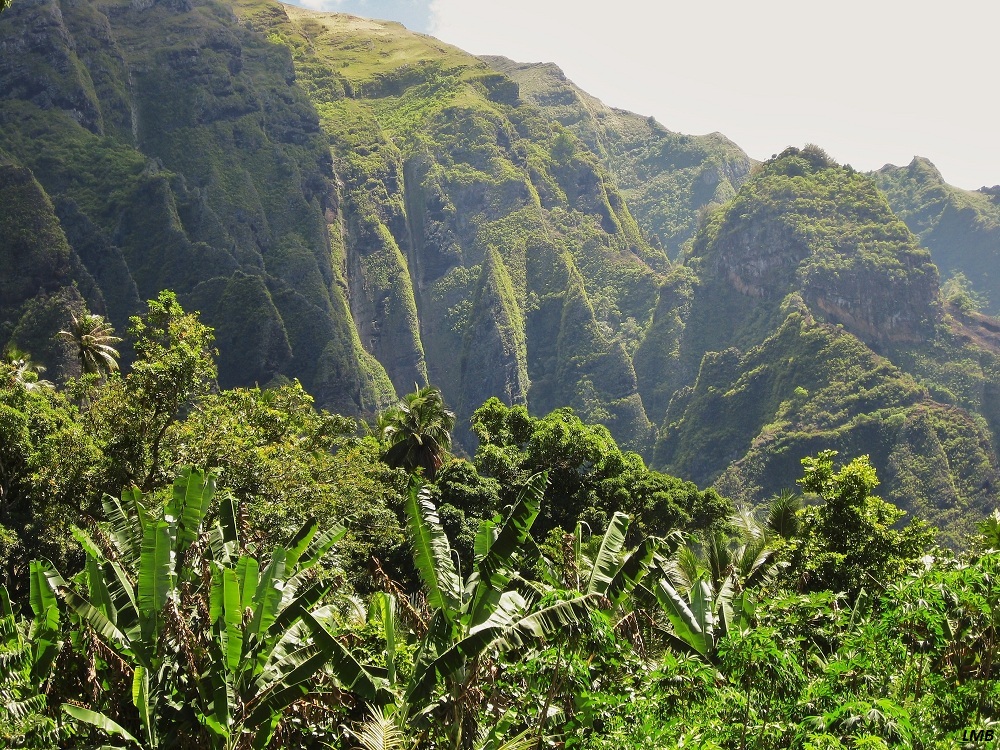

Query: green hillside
[[875, 157, 1000, 316], [648, 147, 1000, 544], [1, 0, 998, 539], [484, 56, 753, 259]]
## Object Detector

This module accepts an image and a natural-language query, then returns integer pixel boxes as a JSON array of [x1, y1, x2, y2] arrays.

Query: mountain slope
[[0, 0, 396, 412], [646, 147, 1000, 544], [1, 0, 694, 448], [483, 56, 753, 259], [874, 157, 1000, 316], [1, 0, 997, 540]]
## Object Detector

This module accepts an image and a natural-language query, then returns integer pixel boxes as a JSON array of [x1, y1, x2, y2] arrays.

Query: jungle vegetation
[[1, 0, 999, 746], [1, 298, 997, 749]]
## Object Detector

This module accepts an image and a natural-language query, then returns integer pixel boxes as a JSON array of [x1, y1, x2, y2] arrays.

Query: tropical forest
[[0, 0, 998, 747]]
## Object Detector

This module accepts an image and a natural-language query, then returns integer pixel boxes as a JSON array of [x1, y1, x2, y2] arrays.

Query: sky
[[287, 0, 1000, 190]]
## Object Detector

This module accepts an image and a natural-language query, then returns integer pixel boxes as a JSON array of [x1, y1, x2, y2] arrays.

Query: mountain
[[482, 56, 753, 259], [1, 0, 737, 449], [645, 147, 1000, 543], [874, 157, 1000, 316], [0, 0, 997, 539]]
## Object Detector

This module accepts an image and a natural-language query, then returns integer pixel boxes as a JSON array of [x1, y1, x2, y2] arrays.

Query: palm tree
[[651, 506, 786, 662], [380, 384, 456, 479], [57, 312, 121, 377]]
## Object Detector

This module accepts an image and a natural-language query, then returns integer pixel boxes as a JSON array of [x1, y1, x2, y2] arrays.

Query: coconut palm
[[57, 312, 121, 377], [380, 384, 456, 479], [651, 506, 785, 662]]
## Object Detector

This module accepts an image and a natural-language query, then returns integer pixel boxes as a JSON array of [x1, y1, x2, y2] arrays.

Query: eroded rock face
[[803, 262, 940, 344], [712, 219, 810, 299]]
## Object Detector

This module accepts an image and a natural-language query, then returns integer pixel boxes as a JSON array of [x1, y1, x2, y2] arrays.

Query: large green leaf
[[62, 704, 139, 746], [689, 578, 716, 651], [220, 568, 244, 672], [269, 582, 327, 637], [132, 666, 155, 748], [603, 534, 665, 607], [473, 518, 497, 565], [103, 490, 141, 565], [653, 578, 710, 658], [103, 560, 138, 630], [71, 525, 106, 562], [219, 494, 240, 557], [248, 548, 287, 639], [586, 511, 630, 596], [404, 479, 460, 617], [283, 518, 319, 572], [236, 556, 260, 610], [29, 560, 59, 632], [170, 467, 215, 557], [138, 518, 176, 635], [294, 517, 348, 573], [407, 595, 595, 702], [369, 593, 397, 684], [86, 556, 117, 626], [26, 562, 64, 679], [0, 585, 12, 619], [299, 611, 389, 703], [59, 584, 129, 647], [465, 472, 546, 627]]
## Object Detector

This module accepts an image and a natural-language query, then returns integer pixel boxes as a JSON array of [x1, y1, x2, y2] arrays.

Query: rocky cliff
[[646, 148, 1000, 543]]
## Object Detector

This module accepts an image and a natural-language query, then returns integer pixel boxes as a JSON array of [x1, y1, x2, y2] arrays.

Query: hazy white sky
[[289, 0, 1000, 189]]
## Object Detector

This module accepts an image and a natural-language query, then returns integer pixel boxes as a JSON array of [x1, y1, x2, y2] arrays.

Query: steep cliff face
[[0, 0, 684, 449], [699, 148, 941, 345], [0, 0, 397, 412], [210, 1, 668, 449], [0, 161, 96, 375], [874, 157, 1000, 316], [483, 56, 753, 259]]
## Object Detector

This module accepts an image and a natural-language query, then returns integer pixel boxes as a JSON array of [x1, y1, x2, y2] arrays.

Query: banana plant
[[577, 512, 680, 610], [36, 466, 386, 749], [648, 566, 756, 663], [373, 473, 598, 745], [0, 584, 64, 747]]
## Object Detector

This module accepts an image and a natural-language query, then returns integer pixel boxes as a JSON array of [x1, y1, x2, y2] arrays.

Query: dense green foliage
[[0, 287, 997, 749], [470, 397, 730, 539]]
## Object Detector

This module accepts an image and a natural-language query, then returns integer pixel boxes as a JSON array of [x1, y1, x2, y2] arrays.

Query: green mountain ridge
[[482, 55, 754, 259], [647, 148, 1000, 543], [874, 156, 1000, 316], [1, 0, 998, 540]]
